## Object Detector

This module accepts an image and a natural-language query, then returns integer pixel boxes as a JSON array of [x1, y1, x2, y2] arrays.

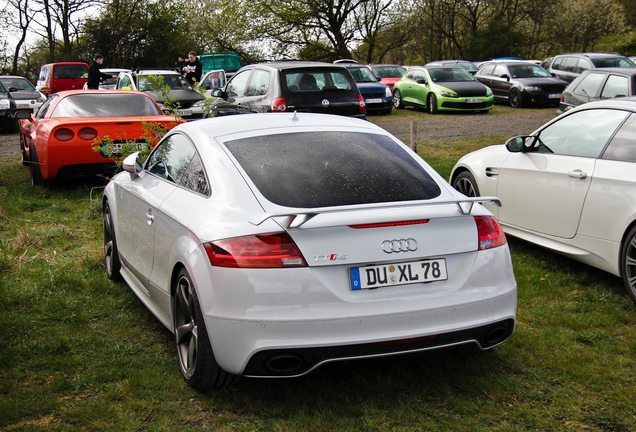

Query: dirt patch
[[0, 110, 556, 160]]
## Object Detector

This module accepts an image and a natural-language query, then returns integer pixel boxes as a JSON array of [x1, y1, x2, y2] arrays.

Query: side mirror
[[15, 111, 32, 120], [500, 74, 510, 81], [377, 76, 382, 82], [212, 88, 225, 98], [416, 78, 428, 85], [122, 151, 143, 179], [505, 136, 536, 152], [8, 87, 18, 92]]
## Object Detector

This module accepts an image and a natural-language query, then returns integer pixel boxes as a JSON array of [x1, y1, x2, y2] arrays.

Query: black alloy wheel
[[509, 88, 524, 108]]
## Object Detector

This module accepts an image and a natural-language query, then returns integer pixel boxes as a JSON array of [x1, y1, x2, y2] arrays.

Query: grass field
[[1, 116, 635, 431]]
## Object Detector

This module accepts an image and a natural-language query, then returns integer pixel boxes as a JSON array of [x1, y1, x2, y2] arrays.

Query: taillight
[[350, 219, 430, 229], [53, 128, 74, 141], [78, 127, 98, 140], [475, 216, 507, 250], [271, 97, 287, 112], [204, 232, 307, 268], [359, 94, 366, 113]]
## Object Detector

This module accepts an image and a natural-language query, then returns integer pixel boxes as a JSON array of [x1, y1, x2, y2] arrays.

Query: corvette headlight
[[385, 87, 392, 98], [440, 91, 458, 98], [525, 86, 541, 92], [0, 99, 10, 110]]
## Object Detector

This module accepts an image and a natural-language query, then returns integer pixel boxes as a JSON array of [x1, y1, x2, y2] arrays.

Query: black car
[[544, 52, 636, 83], [0, 81, 17, 132], [474, 61, 568, 108], [211, 61, 367, 119], [425, 60, 479, 75], [558, 68, 636, 114]]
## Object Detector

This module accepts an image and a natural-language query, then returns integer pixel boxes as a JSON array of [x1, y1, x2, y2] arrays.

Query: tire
[[29, 145, 43, 186], [393, 89, 404, 109], [173, 268, 240, 389], [452, 171, 480, 197], [103, 201, 121, 281], [428, 93, 438, 114], [620, 226, 636, 304], [509, 88, 524, 108]]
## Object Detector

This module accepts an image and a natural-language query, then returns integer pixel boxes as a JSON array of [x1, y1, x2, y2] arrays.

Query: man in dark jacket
[[182, 51, 203, 85], [87, 54, 116, 90]]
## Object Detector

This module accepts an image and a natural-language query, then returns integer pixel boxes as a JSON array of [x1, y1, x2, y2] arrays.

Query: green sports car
[[393, 66, 494, 114]]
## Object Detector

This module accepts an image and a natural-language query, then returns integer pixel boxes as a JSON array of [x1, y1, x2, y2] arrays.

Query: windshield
[[224, 131, 441, 208], [428, 68, 475, 82], [139, 74, 192, 91], [507, 64, 552, 78], [0, 78, 36, 91], [592, 57, 636, 68], [284, 69, 354, 92], [51, 93, 163, 117], [347, 66, 380, 83], [372, 66, 406, 79]]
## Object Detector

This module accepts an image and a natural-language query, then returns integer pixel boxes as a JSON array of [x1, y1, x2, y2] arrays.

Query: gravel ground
[[0, 110, 556, 160]]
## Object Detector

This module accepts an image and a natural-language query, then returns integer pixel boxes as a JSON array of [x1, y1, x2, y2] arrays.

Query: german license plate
[[178, 109, 192, 116], [466, 98, 481, 103], [366, 98, 383, 103], [17, 104, 30, 109], [350, 258, 448, 290], [548, 94, 561, 99]]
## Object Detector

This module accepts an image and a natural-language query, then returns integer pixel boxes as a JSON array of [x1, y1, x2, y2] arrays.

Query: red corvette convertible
[[18, 89, 181, 185]]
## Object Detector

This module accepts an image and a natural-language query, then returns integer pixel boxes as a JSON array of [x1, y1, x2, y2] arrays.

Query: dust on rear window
[[224, 131, 441, 208]]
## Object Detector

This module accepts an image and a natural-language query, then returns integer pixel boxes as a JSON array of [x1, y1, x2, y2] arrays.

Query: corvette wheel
[[173, 268, 240, 389], [393, 90, 404, 109], [509, 88, 524, 108], [620, 226, 636, 304], [452, 171, 480, 197], [103, 201, 121, 281], [428, 94, 438, 114]]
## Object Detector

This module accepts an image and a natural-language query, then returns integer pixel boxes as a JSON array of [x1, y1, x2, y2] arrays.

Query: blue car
[[338, 61, 393, 115]]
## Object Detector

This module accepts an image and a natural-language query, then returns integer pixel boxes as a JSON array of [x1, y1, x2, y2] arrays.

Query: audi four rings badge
[[382, 238, 418, 253]]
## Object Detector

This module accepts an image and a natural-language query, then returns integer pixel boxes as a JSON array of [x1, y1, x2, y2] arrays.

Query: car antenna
[[290, 111, 299, 121]]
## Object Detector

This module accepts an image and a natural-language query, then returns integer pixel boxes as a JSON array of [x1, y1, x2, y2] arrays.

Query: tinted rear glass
[[224, 131, 441, 208], [51, 93, 163, 117], [283, 69, 354, 92], [591, 57, 635, 68], [53, 64, 87, 79]]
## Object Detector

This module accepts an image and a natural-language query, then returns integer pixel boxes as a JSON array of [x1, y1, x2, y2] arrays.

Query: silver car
[[103, 112, 517, 389]]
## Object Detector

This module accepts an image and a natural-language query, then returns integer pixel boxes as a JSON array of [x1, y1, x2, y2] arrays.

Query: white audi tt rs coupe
[[102, 112, 517, 389]]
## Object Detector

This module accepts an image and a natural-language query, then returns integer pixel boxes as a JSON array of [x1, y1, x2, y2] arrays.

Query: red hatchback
[[367, 64, 406, 92]]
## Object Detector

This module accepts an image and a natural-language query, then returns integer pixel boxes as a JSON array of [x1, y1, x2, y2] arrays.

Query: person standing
[[87, 54, 117, 90], [182, 51, 203, 85]]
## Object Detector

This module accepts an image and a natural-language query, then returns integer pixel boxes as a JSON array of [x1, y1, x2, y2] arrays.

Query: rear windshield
[[283, 69, 355, 93], [372, 66, 405, 78], [53, 64, 88, 79], [51, 93, 163, 117], [224, 131, 441, 208]]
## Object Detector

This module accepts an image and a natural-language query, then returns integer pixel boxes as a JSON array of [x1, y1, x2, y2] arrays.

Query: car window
[[146, 133, 210, 194], [227, 69, 251, 97], [53, 64, 87, 79], [412, 70, 427, 82], [576, 59, 592, 73], [592, 57, 636, 68], [347, 66, 378, 83], [602, 113, 636, 162], [223, 131, 441, 208], [35, 94, 57, 118], [0, 78, 35, 91], [573, 73, 605, 98], [201, 71, 226, 89], [507, 64, 551, 78], [480, 64, 495, 75], [118, 75, 132, 89], [600, 75, 629, 99], [38, 67, 50, 82], [0, 81, 5, 92], [246, 69, 270, 96], [428, 68, 474, 82], [493, 65, 508, 77], [552, 57, 564, 70], [50, 93, 163, 117], [372, 66, 405, 78], [284, 69, 354, 92], [537, 109, 628, 158]]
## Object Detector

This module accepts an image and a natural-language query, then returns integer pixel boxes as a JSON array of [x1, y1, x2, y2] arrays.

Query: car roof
[[568, 97, 636, 112], [52, 89, 155, 98], [243, 61, 348, 71], [0, 75, 30, 79], [555, 52, 628, 58], [174, 112, 384, 140], [136, 69, 181, 75], [579, 67, 636, 76], [368, 64, 403, 67]]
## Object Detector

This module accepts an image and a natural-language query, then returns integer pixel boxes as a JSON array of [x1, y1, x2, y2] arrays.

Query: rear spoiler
[[249, 197, 502, 229]]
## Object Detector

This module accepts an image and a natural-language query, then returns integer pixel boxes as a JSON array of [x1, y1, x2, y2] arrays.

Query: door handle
[[568, 170, 587, 179], [146, 211, 155, 225]]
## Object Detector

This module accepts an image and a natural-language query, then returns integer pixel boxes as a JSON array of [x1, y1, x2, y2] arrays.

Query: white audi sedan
[[451, 98, 636, 304], [102, 112, 517, 389]]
